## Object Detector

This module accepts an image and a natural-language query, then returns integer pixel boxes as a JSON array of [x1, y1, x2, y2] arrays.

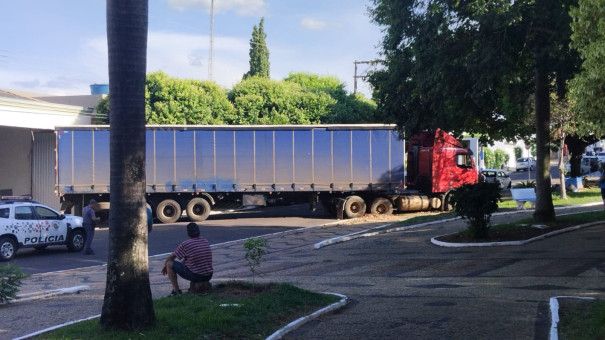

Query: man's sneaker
[[169, 289, 182, 296], [84, 250, 95, 255]]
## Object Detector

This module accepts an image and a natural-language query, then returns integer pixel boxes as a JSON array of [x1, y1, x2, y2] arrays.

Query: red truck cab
[[406, 129, 477, 195]]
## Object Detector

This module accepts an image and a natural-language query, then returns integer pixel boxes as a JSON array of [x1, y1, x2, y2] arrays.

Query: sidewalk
[[2, 204, 604, 339]]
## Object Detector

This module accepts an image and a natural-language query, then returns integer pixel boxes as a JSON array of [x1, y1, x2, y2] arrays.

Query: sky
[[0, 0, 383, 98]]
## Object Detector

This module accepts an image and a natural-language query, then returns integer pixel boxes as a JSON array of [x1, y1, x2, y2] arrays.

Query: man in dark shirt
[[161, 222, 213, 296], [82, 199, 100, 255]]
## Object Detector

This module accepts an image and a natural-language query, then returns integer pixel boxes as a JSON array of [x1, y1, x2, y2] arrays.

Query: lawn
[[558, 298, 605, 340], [39, 282, 341, 339]]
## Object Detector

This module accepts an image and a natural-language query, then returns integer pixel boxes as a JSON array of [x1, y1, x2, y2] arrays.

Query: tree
[[368, 0, 581, 223], [100, 0, 155, 331], [228, 76, 334, 124], [145, 71, 234, 124], [284, 72, 377, 123], [569, 0, 605, 138], [243, 18, 270, 79], [551, 93, 576, 199]]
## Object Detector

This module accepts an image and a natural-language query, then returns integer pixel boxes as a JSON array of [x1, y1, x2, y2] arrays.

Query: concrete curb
[[266, 293, 348, 340], [13, 314, 101, 340], [314, 216, 461, 249], [314, 202, 602, 249], [431, 221, 603, 248], [549, 296, 596, 340], [3, 285, 91, 305], [13, 292, 348, 340]]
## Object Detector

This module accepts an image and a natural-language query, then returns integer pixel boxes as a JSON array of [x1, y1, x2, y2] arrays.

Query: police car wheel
[[67, 229, 85, 252], [0, 237, 17, 261]]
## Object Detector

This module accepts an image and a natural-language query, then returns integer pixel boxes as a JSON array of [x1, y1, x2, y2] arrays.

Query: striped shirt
[[173, 237, 213, 276]]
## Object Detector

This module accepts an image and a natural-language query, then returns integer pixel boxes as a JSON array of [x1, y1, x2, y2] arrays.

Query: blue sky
[[0, 0, 382, 97]]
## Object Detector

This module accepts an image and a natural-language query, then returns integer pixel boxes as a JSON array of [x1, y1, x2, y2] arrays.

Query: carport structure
[[0, 90, 93, 209]]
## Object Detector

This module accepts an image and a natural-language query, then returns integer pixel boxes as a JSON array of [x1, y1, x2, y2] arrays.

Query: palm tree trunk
[[532, 0, 556, 223], [100, 0, 155, 330]]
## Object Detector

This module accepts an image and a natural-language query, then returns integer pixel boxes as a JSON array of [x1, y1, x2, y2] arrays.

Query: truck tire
[[186, 198, 211, 222], [157, 199, 182, 224], [0, 236, 17, 261], [67, 229, 85, 252], [344, 196, 366, 219], [370, 197, 393, 215], [442, 193, 455, 212]]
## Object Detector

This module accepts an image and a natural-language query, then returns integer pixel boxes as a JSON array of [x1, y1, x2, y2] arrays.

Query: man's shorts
[[171, 261, 213, 282]]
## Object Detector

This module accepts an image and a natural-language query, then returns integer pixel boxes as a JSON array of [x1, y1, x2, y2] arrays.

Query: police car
[[0, 197, 85, 261]]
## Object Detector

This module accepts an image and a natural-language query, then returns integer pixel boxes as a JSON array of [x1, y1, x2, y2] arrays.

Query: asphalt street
[[2, 204, 604, 339]]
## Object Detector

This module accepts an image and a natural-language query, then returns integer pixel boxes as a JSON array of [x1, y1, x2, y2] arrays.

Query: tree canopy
[[96, 72, 376, 125], [368, 0, 581, 222], [243, 18, 270, 79], [145, 71, 234, 124], [570, 0, 605, 137]]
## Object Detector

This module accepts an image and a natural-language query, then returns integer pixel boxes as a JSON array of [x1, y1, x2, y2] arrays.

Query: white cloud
[[300, 18, 327, 30], [167, 0, 267, 16]]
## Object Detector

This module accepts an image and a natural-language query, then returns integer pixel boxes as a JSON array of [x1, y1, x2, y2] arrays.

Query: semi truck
[[55, 125, 477, 223]]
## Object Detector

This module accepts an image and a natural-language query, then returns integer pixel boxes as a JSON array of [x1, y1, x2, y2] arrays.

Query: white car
[[481, 169, 512, 189], [0, 197, 85, 261], [516, 157, 535, 172]]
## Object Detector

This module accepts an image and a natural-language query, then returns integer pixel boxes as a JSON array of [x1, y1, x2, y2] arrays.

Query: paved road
[[10, 204, 333, 274], [4, 204, 604, 339]]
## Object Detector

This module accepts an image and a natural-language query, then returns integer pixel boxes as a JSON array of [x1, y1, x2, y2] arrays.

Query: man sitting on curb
[[161, 222, 213, 296]]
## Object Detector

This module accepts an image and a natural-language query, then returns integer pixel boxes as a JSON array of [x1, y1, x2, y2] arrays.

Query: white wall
[[0, 127, 32, 197]]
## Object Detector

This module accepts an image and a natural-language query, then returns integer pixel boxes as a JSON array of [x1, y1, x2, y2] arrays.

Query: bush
[[451, 182, 501, 239], [244, 238, 268, 285], [514, 180, 536, 188], [0, 264, 29, 303]]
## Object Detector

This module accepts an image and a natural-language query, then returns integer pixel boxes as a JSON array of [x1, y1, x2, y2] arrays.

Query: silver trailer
[[56, 124, 405, 223]]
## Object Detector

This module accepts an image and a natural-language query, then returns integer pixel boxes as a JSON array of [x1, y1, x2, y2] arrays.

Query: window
[[456, 153, 473, 168], [34, 206, 60, 220], [0, 208, 9, 219], [14, 206, 34, 220]]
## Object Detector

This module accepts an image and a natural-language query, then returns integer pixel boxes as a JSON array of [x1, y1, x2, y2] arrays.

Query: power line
[[353, 59, 383, 94]]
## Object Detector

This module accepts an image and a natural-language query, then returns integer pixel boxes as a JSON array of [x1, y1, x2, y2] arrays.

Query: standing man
[[598, 163, 605, 210], [82, 199, 100, 255], [161, 222, 213, 296]]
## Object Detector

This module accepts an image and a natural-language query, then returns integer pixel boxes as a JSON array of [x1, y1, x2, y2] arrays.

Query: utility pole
[[208, 0, 214, 81], [353, 59, 383, 94]]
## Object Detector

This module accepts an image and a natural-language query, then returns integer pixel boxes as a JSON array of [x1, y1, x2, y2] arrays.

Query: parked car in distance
[[481, 169, 512, 189], [597, 152, 605, 165], [0, 196, 85, 261], [516, 157, 535, 172], [582, 156, 600, 174]]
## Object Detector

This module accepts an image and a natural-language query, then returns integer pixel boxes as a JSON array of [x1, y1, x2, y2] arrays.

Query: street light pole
[[208, 0, 214, 81]]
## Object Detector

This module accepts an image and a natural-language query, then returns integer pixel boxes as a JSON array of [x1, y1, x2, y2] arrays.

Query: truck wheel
[[157, 199, 182, 224], [442, 193, 455, 212], [0, 237, 17, 261], [344, 196, 366, 219], [186, 198, 211, 222], [370, 197, 393, 215], [67, 229, 85, 252]]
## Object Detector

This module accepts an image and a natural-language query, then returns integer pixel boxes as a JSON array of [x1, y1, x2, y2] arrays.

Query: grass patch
[[435, 210, 605, 243], [558, 298, 605, 340], [497, 187, 603, 210], [39, 281, 341, 340]]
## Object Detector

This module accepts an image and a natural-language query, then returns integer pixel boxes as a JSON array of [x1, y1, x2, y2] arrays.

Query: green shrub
[[244, 238, 268, 285], [514, 180, 536, 188], [451, 182, 501, 238], [0, 264, 29, 303]]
